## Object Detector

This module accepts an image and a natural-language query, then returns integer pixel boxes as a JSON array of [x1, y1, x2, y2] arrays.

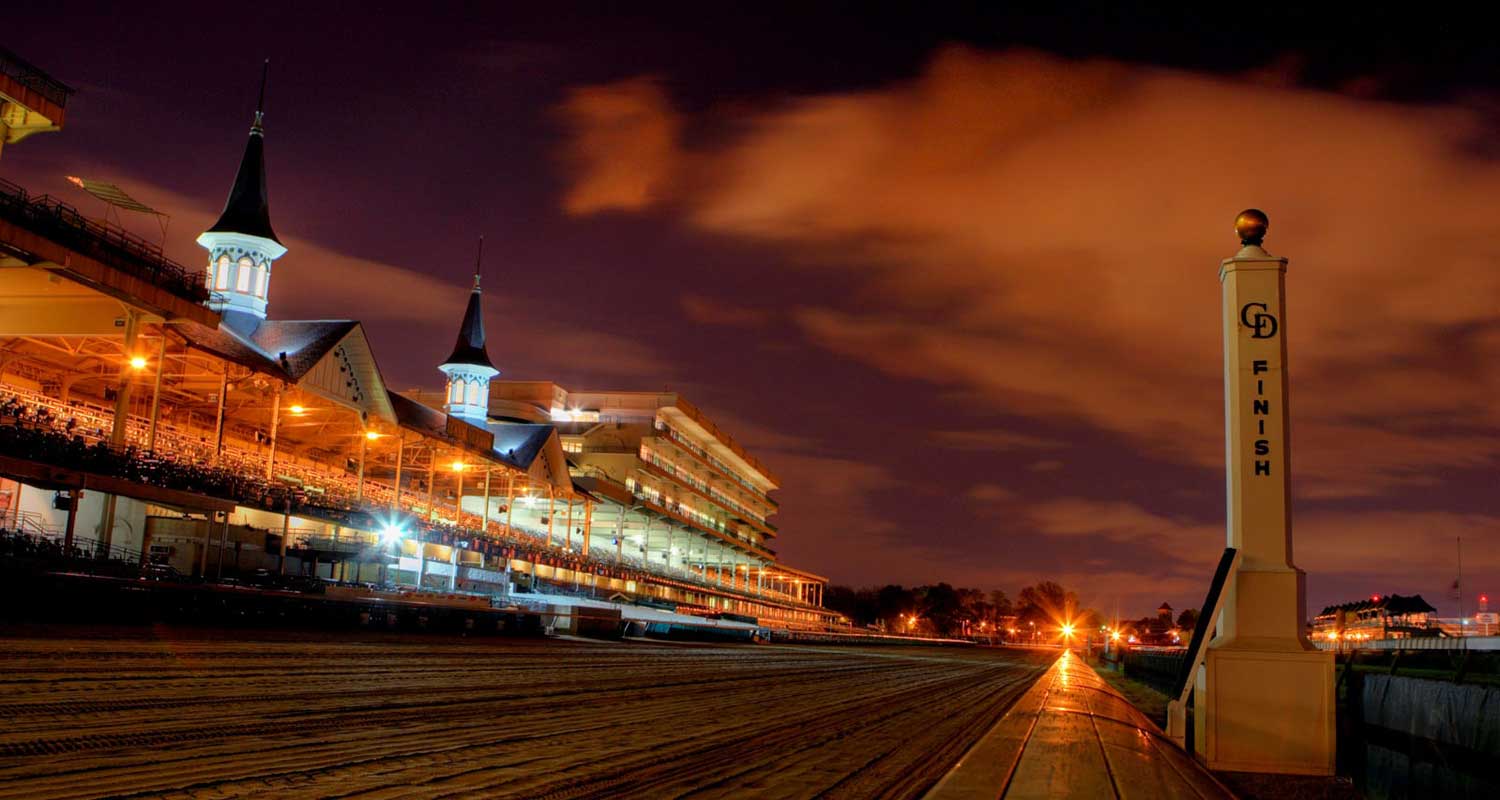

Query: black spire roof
[[442, 272, 495, 370], [207, 64, 279, 244], [206, 117, 279, 244]]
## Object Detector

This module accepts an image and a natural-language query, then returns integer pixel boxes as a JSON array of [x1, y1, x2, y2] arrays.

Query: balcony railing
[[0, 47, 74, 109], [0, 177, 209, 304]]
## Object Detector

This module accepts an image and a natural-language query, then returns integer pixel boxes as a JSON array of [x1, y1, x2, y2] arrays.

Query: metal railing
[[0, 47, 74, 109], [0, 177, 209, 304]]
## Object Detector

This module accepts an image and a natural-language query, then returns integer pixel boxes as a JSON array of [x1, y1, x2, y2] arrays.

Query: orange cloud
[[557, 77, 682, 215], [559, 47, 1500, 502]]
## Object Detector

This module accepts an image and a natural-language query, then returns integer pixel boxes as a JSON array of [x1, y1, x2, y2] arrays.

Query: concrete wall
[[12, 482, 147, 555]]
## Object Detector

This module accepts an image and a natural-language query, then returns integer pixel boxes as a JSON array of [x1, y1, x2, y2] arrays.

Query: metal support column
[[265, 386, 282, 479], [546, 488, 556, 548], [212, 369, 228, 464], [279, 496, 291, 575], [582, 498, 592, 558], [356, 426, 368, 502], [392, 435, 405, 513], [145, 327, 167, 452], [481, 469, 492, 533]]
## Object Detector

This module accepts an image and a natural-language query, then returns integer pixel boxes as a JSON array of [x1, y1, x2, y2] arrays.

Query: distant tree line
[[823, 579, 1197, 641]]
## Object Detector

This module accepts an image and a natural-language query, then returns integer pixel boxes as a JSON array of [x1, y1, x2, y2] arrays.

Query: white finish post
[[1198, 211, 1333, 775]]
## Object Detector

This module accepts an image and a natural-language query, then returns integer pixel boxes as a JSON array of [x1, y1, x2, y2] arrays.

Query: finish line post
[[1195, 210, 1334, 774]]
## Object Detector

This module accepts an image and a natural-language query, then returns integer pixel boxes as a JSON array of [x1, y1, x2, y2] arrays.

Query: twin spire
[[197, 59, 286, 331], [201, 62, 500, 412], [206, 59, 278, 244], [437, 236, 498, 423], [442, 235, 496, 371]]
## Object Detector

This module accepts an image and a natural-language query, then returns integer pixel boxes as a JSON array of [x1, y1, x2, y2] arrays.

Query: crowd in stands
[[0, 527, 142, 580], [0, 389, 816, 611]]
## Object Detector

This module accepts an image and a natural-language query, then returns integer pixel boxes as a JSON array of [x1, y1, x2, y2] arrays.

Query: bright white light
[[365, 431, 380, 441], [289, 404, 306, 415], [129, 356, 148, 370], [380, 523, 406, 542]]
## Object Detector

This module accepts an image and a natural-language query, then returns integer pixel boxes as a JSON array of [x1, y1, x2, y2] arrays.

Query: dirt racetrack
[[0, 628, 1055, 799]]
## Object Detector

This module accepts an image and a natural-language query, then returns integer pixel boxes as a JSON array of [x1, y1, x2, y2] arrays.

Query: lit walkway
[[926, 650, 1234, 799]]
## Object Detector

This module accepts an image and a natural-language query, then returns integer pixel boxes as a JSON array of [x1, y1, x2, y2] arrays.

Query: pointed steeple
[[442, 249, 495, 370], [207, 60, 279, 244], [438, 237, 499, 423], [197, 60, 288, 331]]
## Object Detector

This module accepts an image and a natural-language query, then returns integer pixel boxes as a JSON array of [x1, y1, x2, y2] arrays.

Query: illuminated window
[[450, 378, 466, 404], [235, 256, 253, 292], [562, 440, 583, 454], [253, 263, 268, 298], [466, 380, 481, 405], [214, 255, 230, 290]]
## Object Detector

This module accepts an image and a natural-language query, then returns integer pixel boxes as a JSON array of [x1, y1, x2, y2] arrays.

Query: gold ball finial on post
[[1235, 208, 1269, 246]]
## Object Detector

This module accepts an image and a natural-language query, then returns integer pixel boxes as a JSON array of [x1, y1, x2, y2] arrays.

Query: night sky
[[6, 3, 1497, 617]]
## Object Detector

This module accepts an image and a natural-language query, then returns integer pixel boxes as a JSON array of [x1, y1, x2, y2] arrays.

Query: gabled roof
[[388, 392, 562, 479], [251, 320, 359, 380], [174, 319, 357, 383], [206, 117, 279, 244], [172, 318, 394, 422], [389, 390, 449, 437], [441, 275, 494, 370], [488, 423, 552, 471]]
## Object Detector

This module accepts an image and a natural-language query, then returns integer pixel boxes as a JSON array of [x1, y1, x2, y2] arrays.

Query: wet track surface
[[0, 629, 1054, 799]]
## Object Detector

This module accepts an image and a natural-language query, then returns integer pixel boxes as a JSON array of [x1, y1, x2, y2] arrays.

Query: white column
[[1196, 210, 1333, 774]]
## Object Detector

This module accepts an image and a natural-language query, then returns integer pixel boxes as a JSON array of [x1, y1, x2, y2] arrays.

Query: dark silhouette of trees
[[821, 579, 1104, 639]]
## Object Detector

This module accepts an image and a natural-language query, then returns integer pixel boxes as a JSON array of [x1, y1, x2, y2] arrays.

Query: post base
[[1194, 644, 1334, 775]]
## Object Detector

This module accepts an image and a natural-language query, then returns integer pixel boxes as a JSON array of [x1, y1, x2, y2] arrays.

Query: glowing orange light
[[365, 431, 380, 440], [451, 460, 465, 472], [129, 356, 148, 370], [289, 404, 306, 415]]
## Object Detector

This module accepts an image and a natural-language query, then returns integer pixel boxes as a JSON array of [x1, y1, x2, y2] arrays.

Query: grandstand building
[[0, 49, 836, 629]]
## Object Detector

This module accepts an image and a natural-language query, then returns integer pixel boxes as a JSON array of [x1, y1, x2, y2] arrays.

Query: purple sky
[[5, 4, 1498, 618]]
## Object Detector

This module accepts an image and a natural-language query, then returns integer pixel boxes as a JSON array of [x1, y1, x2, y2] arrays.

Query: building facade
[[0, 48, 839, 631]]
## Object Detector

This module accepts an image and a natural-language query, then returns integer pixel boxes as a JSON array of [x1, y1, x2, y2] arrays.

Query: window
[[235, 256, 253, 292], [253, 263, 268, 298], [214, 255, 230, 291], [562, 440, 583, 454], [449, 378, 466, 404], [466, 380, 481, 405]]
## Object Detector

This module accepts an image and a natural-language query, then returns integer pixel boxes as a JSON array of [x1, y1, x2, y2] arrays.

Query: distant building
[[480, 381, 826, 607], [1310, 594, 1437, 642]]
